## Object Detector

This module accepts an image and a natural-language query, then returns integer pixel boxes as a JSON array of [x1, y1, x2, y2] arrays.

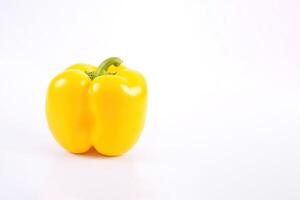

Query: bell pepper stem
[[95, 57, 123, 77]]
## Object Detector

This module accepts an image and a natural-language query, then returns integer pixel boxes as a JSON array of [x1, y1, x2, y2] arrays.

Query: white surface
[[1, 0, 300, 199]]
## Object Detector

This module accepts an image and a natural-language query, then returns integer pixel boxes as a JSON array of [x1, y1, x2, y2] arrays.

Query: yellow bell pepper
[[46, 57, 147, 156]]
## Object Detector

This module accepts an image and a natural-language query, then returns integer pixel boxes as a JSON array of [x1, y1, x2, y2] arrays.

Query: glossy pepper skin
[[46, 57, 147, 156]]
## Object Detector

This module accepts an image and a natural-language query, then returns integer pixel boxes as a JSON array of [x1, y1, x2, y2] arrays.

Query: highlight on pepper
[[46, 57, 147, 156]]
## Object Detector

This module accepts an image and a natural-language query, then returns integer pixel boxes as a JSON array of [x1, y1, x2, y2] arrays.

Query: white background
[[1, 0, 300, 199]]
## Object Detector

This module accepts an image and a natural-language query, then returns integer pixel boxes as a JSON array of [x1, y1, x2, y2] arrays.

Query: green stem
[[95, 57, 123, 77]]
